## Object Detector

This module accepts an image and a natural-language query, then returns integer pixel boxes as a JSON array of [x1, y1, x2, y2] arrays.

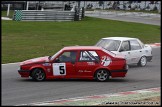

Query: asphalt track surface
[[1, 47, 160, 105], [85, 11, 160, 26]]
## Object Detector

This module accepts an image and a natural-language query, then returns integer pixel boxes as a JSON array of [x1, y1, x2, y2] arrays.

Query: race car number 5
[[53, 63, 66, 76]]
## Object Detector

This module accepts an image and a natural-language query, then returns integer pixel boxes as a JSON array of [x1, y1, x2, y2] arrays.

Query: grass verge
[[2, 16, 160, 63], [1, 10, 14, 18]]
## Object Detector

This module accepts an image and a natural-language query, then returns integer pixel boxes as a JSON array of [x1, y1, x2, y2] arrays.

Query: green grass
[[2, 17, 160, 63], [1, 10, 14, 18]]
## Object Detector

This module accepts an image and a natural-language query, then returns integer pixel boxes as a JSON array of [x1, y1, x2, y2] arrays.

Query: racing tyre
[[31, 68, 46, 81], [138, 56, 147, 67], [95, 69, 109, 82]]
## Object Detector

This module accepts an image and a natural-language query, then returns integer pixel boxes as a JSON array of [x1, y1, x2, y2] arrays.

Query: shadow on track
[[17, 78, 129, 83], [128, 64, 154, 69]]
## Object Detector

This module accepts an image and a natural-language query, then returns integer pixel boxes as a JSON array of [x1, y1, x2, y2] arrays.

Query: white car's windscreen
[[101, 48, 116, 57], [96, 39, 121, 51]]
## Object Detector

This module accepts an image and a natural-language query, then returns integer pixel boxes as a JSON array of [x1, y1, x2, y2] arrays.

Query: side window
[[119, 41, 130, 52], [130, 40, 142, 50], [58, 51, 77, 62], [88, 51, 100, 61], [79, 51, 99, 62]]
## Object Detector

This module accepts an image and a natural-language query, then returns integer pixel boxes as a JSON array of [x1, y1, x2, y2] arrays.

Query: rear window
[[79, 51, 99, 62]]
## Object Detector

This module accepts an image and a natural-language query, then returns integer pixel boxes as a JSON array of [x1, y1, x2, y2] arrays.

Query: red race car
[[18, 46, 128, 82]]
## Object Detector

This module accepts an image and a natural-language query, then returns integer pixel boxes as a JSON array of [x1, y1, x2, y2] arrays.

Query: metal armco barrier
[[13, 10, 83, 21]]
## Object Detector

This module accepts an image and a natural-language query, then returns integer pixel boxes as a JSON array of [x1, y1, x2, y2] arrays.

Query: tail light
[[123, 60, 128, 70], [125, 64, 129, 70]]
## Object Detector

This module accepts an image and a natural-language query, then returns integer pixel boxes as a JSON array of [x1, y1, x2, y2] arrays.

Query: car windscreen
[[95, 39, 121, 51], [50, 50, 63, 60]]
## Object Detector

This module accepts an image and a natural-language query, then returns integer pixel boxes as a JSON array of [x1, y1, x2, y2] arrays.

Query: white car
[[95, 37, 152, 67]]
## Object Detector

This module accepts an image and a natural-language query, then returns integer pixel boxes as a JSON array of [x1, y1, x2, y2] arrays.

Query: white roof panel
[[102, 37, 137, 41]]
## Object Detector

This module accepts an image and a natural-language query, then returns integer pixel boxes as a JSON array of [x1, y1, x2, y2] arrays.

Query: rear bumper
[[18, 70, 30, 77], [111, 69, 128, 77], [111, 69, 128, 72]]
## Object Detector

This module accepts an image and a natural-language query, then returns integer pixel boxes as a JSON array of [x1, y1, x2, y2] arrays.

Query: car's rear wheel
[[95, 69, 109, 82], [138, 56, 147, 67], [31, 68, 46, 81]]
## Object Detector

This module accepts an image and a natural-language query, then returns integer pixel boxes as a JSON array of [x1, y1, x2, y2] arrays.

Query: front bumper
[[146, 56, 153, 62], [18, 69, 30, 77]]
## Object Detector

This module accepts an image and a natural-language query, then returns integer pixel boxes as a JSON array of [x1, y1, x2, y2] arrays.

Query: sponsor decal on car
[[78, 70, 92, 72], [42, 63, 51, 66], [87, 62, 95, 65], [101, 56, 111, 66]]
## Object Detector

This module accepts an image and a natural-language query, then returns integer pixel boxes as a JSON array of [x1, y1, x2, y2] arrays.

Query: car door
[[75, 50, 100, 78], [129, 40, 143, 63], [52, 51, 78, 79], [118, 41, 132, 64]]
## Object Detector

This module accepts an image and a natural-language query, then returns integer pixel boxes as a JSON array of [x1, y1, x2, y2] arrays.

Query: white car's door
[[129, 40, 144, 63], [118, 41, 132, 64]]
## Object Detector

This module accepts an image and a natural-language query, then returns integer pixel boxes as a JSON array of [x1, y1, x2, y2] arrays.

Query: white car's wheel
[[138, 56, 147, 67]]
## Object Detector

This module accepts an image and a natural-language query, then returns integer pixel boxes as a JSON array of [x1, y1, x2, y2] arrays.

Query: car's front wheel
[[95, 69, 109, 82], [31, 68, 46, 81], [138, 56, 147, 67]]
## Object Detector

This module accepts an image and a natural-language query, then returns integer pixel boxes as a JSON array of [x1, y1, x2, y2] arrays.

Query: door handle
[[139, 51, 142, 52]]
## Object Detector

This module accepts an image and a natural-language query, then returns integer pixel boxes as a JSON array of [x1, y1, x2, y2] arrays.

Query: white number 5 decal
[[53, 63, 66, 76]]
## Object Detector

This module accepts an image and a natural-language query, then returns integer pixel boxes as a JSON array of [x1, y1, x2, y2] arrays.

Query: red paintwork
[[18, 46, 127, 80], [20, 56, 49, 65]]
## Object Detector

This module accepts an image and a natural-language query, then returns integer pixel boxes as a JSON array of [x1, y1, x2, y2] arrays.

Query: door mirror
[[54, 58, 60, 63], [119, 48, 124, 52]]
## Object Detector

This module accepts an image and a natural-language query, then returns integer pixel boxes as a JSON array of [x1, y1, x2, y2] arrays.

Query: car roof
[[62, 46, 102, 51], [102, 37, 137, 41]]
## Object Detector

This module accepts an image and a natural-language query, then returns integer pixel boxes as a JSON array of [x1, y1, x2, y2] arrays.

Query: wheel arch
[[93, 68, 111, 79], [29, 66, 46, 77], [138, 55, 147, 67]]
